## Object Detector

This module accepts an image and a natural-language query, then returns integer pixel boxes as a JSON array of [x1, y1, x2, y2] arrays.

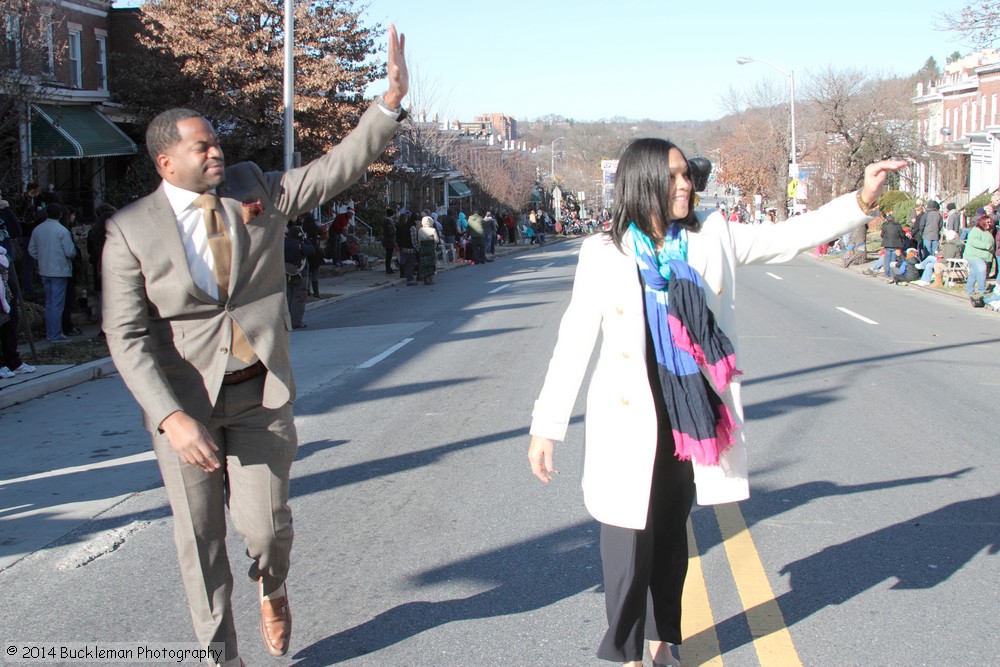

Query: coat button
[[622, 352, 630, 359], [220, 347, 229, 354], [615, 307, 623, 315], [621, 397, 629, 406]]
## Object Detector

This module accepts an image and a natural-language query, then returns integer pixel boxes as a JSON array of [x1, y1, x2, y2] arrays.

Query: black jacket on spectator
[[382, 216, 396, 247], [439, 214, 457, 237], [880, 216, 906, 249], [284, 233, 315, 275], [395, 215, 417, 250]]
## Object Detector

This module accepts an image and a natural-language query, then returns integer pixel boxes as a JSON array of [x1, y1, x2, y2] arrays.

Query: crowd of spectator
[[865, 197, 999, 309]]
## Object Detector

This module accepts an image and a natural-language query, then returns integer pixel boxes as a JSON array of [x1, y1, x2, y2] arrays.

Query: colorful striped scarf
[[629, 223, 741, 466]]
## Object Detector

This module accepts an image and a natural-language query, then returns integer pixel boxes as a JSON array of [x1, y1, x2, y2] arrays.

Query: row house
[[388, 112, 530, 213], [1, 0, 136, 214], [912, 50, 1000, 206]]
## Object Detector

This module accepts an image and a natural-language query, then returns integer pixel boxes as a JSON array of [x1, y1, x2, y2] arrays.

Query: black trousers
[[597, 433, 695, 662]]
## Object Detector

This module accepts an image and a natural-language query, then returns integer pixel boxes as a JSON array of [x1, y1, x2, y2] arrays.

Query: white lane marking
[[0, 451, 156, 486], [358, 337, 414, 368], [836, 307, 878, 325], [488, 284, 511, 294], [542, 263, 555, 269], [766, 272, 783, 280]]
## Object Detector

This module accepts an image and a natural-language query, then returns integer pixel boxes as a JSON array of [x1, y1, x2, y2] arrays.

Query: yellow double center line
[[680, 504, 802, 666]]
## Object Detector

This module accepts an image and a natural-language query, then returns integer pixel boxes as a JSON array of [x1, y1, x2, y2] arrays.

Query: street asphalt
[[2, 215, 983, 411]]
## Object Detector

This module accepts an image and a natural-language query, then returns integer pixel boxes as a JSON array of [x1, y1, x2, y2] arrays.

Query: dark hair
[[146, 108, 204, 161], [45, 202, 63, 221], [607, 138, 697, 251]]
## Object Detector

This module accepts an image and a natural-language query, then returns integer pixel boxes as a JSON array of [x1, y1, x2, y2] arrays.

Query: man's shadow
[[291, 520, 602, 665]]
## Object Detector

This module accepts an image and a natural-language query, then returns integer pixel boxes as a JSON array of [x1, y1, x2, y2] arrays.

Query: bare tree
[[390, 67, 462, 212], [938, 1, 1000, 49], [803, 67, 913, 265], [715, 79, 791, 219]]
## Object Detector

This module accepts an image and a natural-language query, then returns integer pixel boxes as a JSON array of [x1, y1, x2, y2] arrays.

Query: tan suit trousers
[[152, 373, 297, 662]]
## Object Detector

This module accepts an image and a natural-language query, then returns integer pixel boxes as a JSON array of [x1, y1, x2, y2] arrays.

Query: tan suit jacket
[[103, 103, 400, 432]]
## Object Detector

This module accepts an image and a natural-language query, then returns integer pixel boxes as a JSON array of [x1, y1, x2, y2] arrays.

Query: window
[[68, 29, 81, 87], [4, 14, 20, 69], [95, 33, 107, 91]]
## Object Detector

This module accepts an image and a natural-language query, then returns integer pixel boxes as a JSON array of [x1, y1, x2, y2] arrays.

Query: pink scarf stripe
[[671, 403, 738, 466], [668, 315, 741, 390], [667, 314, 705, 365], [705, 354, 741, 392]]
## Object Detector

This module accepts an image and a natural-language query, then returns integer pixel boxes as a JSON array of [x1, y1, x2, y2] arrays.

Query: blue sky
[[361, 0, 971, 122], [114, 0, 974, 123]]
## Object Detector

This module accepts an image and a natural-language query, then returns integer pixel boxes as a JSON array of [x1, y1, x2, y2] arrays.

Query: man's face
[[157, 117, 226, 193]]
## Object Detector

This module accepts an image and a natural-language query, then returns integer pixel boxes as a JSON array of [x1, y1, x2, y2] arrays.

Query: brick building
[[1, 0, 136, 214], [474, 113, 517, 142], [912, 50, 1000, 204]]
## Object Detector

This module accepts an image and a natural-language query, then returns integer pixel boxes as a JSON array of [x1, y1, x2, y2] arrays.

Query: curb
[[0, 357, 118, 410]]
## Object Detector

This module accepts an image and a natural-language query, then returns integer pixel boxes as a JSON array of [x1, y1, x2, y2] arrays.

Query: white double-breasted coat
[[530, 193, 876, 529]]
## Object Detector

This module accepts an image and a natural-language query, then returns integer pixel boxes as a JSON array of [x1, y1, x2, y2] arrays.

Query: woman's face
[[666, 148, 692, 222]]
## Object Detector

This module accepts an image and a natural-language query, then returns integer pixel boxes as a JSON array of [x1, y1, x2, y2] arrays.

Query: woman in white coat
[[527, 139, 904, 666]]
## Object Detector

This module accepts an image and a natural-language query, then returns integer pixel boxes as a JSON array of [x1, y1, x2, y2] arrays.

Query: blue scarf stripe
[[627, 223, 739, 466]]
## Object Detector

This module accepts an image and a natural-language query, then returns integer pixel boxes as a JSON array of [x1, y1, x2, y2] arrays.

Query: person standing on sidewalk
[[0, 245, 36, 377], [921, 200, 943, 258], [284, 224, 314, 329], [28, 202, 75, 343], [483, 211, 498, 258], [101, 25, 408, 667], [879, 210, 906, 278], [466, 210, 487, 263], [396, 211, 419, 284], [297, 211, 324, 298], [15, 183, 41, 299], [382, 206, 397, 275]]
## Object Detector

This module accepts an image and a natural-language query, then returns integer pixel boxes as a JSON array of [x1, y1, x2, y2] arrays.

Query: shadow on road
[[689, 469, 993, 657], [291, 520, 601, 665]]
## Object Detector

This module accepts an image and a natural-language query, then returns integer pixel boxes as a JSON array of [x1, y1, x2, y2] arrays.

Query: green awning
[[30, 104, 137, 159], [447, 180, 472, 198]]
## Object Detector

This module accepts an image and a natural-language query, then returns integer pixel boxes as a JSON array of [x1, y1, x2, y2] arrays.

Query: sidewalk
[[811, 249, 994, 303], [0, 237, 561, 409]]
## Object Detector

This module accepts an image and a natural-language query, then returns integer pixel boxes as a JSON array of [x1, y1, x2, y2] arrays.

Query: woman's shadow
[[291, 520, 602, 665], [690, 482, 999, 655]]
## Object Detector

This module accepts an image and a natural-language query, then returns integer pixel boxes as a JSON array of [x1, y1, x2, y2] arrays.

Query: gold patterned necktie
[[192, 193, 255, 364]]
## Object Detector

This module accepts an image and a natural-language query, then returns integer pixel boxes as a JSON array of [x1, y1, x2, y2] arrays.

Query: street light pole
[[551, 136, 565, 185], [283, 0, 294, 171], [736, 56, 796, 177]]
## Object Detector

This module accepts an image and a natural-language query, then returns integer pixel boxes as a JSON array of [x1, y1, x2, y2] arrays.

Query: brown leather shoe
[[259, 580, 291, 656]]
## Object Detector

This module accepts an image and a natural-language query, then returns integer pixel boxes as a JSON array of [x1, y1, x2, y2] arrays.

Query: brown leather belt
[[222, 360, 266, 385]]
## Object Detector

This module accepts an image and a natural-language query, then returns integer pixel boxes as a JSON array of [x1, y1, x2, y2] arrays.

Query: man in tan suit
[[102, 26, 408, 667]]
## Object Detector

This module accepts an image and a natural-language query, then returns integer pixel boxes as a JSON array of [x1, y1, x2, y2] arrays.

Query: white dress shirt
[[162, 180, 233, 301], [162, 180, 257, 371]]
